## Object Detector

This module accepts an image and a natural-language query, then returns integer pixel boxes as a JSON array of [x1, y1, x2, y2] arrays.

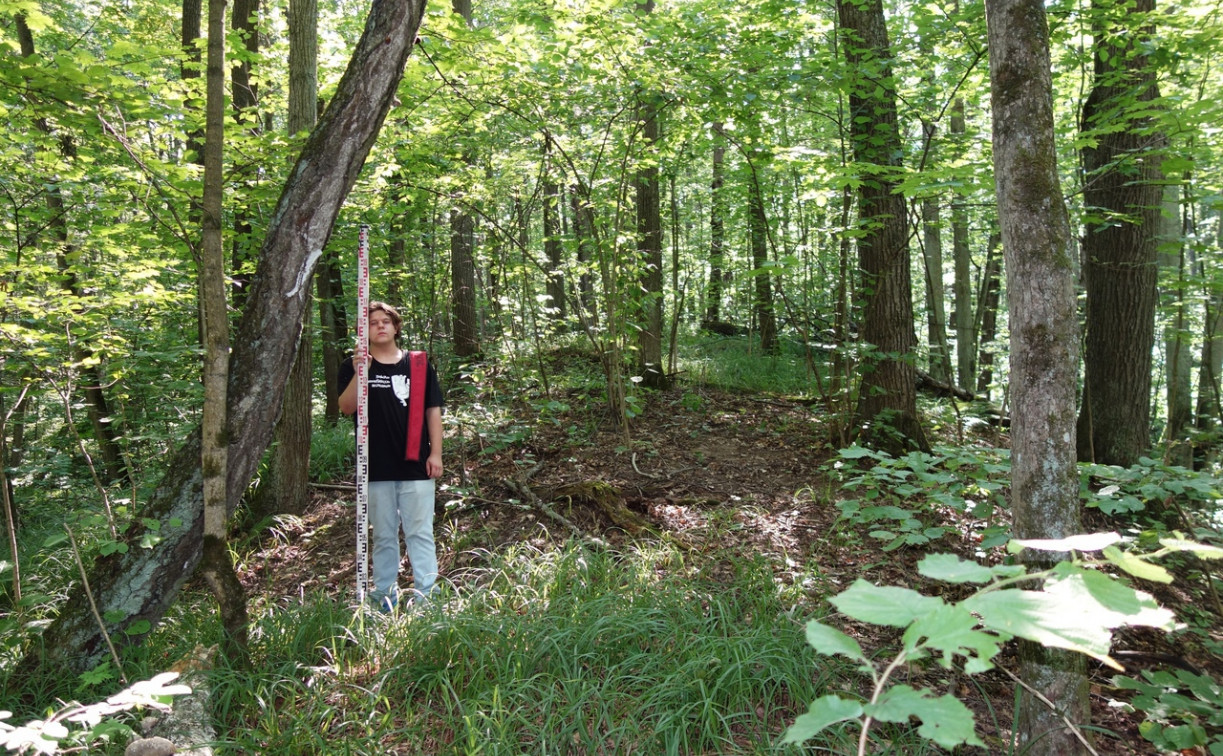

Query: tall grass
[[190, 543, 864, 755]]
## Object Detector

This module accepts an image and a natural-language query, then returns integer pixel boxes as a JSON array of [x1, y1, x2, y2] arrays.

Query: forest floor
[[243, 380, 1219, 755]]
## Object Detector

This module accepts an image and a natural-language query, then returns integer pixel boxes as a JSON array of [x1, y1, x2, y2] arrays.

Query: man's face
[[370, 311, 397, 344]]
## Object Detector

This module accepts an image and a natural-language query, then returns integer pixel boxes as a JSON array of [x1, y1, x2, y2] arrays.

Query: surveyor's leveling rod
[[355, 224, 371, 601]]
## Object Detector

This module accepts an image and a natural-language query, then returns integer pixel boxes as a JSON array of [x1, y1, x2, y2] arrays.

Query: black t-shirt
[[339, 351, 444, 481]]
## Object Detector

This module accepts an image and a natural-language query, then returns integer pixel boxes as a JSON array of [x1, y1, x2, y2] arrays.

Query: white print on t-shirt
[[391, 374, 411, 406], [368, 374, 411, 407]]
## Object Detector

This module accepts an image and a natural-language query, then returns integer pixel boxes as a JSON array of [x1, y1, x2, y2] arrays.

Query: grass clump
[[201, 543, 851, 755]]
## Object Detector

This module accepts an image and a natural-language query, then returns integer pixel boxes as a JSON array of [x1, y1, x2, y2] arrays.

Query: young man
[[338, 302, 444, 610]]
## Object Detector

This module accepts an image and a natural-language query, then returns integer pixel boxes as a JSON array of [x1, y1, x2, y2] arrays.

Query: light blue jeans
[[368, 479, 438, 603]]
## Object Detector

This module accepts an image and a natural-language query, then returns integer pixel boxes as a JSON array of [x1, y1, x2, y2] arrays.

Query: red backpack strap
[[404, 351, 428, 461]]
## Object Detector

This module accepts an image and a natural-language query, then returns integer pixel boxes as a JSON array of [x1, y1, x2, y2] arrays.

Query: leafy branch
[[784, 532, 1223, 754]]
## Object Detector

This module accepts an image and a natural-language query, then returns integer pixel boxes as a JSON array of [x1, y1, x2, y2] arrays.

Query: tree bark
[[229, 0, 261, 309], [199, 0, 248, 660], [1159, 183, 1192, 466], [974, 233, 1002, 396], [986, 0, 1088, 751], [449, 0, 481, 359], [748, 170, 778, 355], [951, 99, 976, 392], [704, 121, 727, 327], [543, 137, 566, 322], [1075, 0, 1164, 467], [13, 0, 428, 682], [633, 2, 667, 390], [254, 0, 320, 521], [837, 0, 929, 453], [921, 196, 952, 383]]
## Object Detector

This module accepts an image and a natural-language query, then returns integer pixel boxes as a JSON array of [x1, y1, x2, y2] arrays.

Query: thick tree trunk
[[256, 0, 320, 520], [1075, 0, 1164, 467], [838, 0, 928, 453], [634, 74, 667, 387], [12, 0, 428, 683], [986, 0, 1088, 752]]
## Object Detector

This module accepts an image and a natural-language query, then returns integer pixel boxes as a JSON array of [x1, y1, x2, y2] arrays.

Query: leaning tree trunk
[[986, 0, 1089, 752], [12, 0, 429, 684], [838, 0, 929, 453]]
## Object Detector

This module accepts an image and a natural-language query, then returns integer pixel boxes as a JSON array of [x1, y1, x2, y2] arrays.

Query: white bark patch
[[287, 248, 323, 297]]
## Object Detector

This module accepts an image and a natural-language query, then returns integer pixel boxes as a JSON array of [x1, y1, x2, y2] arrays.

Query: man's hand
[[426, 452, 443, 479]]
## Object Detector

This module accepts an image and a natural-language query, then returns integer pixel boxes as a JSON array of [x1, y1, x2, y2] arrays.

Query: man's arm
[[338, 356, 363, 415], [425, 406, 443, 478]]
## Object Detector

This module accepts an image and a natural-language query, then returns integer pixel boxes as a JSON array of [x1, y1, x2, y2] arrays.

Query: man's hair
[[369, 301, 402, 340]]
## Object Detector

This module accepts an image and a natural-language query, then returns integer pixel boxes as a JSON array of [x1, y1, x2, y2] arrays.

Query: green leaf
[[917, 553, 997, 584], [866, 684, 985, 749], [1102, 545, 1173, 583], [1158, 537, 1223, 560], [804, 620, 867, 663], [1008, 532, 1121, 554], [965, 566, 1175, 670], [964, 588, 1117, 667], [830, 580, 945, 628], [125, 620, 152, 636], [903, 603, 1004, 672], [781, 694, 863, 744]]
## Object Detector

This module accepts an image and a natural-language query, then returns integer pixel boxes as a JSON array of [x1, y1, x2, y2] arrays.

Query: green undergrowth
[[202, 544, 865, 755]]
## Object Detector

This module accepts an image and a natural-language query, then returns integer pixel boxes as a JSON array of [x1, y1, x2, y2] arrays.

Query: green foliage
[[830, 444, 1011, 551], [191, 544, 847, 754], [1114, 667, 1223, 755], [785, 534, 1214, 753], [308, 420, 353, 485], [1082, 457, 1223, 523]]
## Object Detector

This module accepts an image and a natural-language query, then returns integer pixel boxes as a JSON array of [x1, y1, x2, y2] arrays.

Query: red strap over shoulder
[[404, 351, 428, 461]]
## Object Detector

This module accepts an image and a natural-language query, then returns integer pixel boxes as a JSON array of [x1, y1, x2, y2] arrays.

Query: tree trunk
[[975, 233, 1002, 396], [986, 0, 1088, 752], [633, 7, 667, 390], [229, 0, 260, 309], [921, 197, 952, 383], [255, 0, 319, 521], [1160, 183, 1192, 466], [748, 172, 778, 355], [13, 0, 429, 682], [951, 98, 976, 392], [705, 121, 727, 327], [200, 0, 248, 661], [837, 0, 929, 453], [543, 138, 566, 322], [449, 0, 481, 359], [1075, 0, 1164, 467]]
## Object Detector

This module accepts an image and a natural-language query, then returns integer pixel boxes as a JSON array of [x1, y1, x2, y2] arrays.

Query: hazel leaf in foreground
[[867, 684, 986, 749], [781, 694, 864, 745], [830, 580, 945, 628], [804, 620, 867, 663]]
